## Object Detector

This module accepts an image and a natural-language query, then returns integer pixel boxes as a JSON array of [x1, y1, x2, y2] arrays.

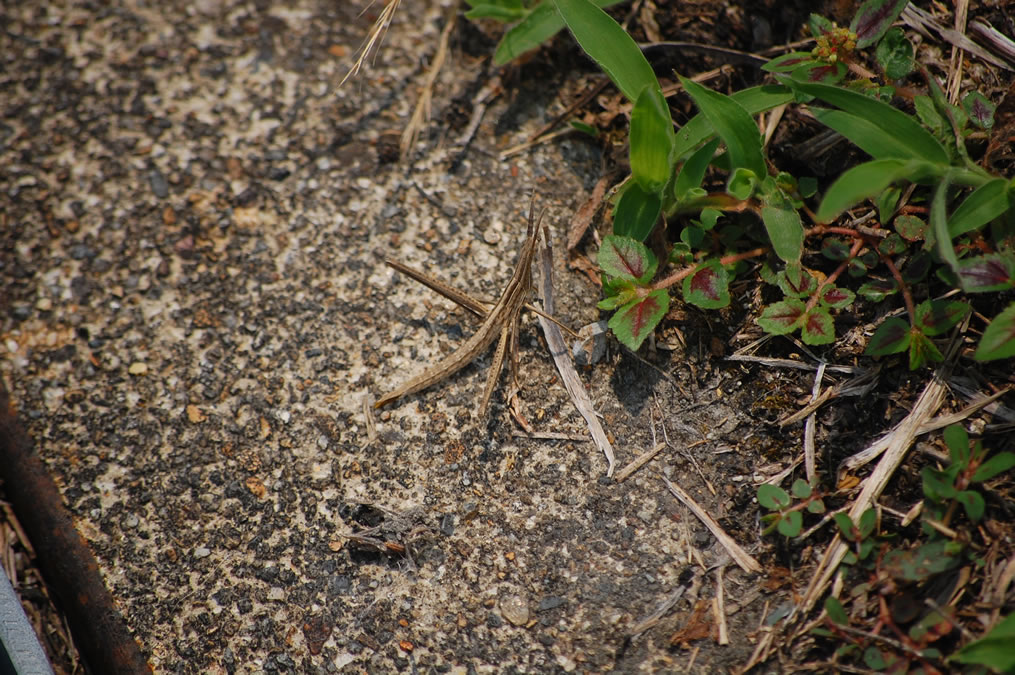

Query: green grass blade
[[680, 77, 766, 177], [630, 85, 676, 192], [673, 85, 793, 159], [948, 178, 1014, 237], [817, 159, 941, 223], [493, 0, 624, 65], [551, 0, 658, 103], [810, 108, 932, 161], [790, 81, 950, 164]]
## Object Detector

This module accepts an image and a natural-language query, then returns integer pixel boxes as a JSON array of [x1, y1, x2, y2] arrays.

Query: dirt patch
[[2, 0, 1013, 673]]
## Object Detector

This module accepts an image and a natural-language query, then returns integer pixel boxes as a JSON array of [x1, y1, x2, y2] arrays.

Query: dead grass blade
[[340, 0, 402, 88], [535, 229, 616, 476], [401, 1, 459, 158]]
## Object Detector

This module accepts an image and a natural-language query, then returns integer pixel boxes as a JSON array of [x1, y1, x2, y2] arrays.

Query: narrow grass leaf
[[951, 613, 1015, 672], [493, 0, 623, 65], [552, 0, 658, 102], [790, 81, 950, 164], [974, 303, 1015, 362], [608, 289, 669, 351], [810, 108, 933, 162], [948, 178, 1013, 237], [817, 159, 930, 223], [598, 235, 658, 283], [680, 77, 766, 177], [673, 85, 793, 159], [674, 138, 720, 200], [630, 85, 676, 192]]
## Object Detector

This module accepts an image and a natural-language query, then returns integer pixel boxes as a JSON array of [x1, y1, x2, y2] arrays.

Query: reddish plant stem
[[651, 247, 767, 291], [879, 252, 917, 326], [806, 238, 865, 312]]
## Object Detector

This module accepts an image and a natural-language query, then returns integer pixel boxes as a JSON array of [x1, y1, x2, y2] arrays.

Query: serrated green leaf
[[758, 483, 791, 510], [552, 0, 658, 103], [777, 264, 817, 298], [757, 298, 806, 335], [948, 178, 1013, 238], [908, 329, 943, 369], [974, 303, 1015, 361], [801, 307, 836, 345], [682, 259, 730, 309], [680, 77, 766, 177], [956, 254, 1015, 293], [972, 452, 1015, 482], [608, 289, 669, 351], [613, 181, 662, 241], [493, 0, 624, 65], [674, 137, 720, 201], [851, 0, 910, 49], [630, 85, 676, 192], [865, 317, 911, 356], [858, 278, 898, 301], [914, 299, 969, 336], [820, 285, 855, 309], [598, 235, 658, 282], [790, 81, 950, 164], [875, 27, 913, 79], [761, 204, 804, 264], [963, 91, 996, 129]]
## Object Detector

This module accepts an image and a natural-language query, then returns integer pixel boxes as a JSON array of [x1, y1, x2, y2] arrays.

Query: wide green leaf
[[630, 85, 676, 192], [810, 108, 933, 162], [681, 77, 766, 177], [674, 137, 720, 200], [598, 235, 657, 283], [851, 0, 910, 49], [948, 178, 1013, 237], [552, 0, 658, 102], [609, 289, 669, 351], [817, 159, 939, 223], [673, 85, 793, 159], [613, 182, 662, 241], [864, 317, 911, 356], [493, 0, 624, 65], [789, 80, 950, 164], [951, 613, 1015, 671], [974, 303, 1015, 361], [761, 204, 804, 264], [682, 259, 730, 309]]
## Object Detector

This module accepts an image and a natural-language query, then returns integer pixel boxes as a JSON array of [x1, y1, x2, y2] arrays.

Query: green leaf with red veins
[[608, 289, 669, 351], [757, 299, 806, 335], [777, 264, 817, 298], [761, 52, 818, 73], [864, 317, 911, 356], [850, 0, 910, 49], [963, 91, 996, 129], [956, 254, 1015, 293], [598, 235, 658, 283], [908, 330, 943, 369], [801, 306, 836, 345], [682, 259, 730, 309], [974, 303, 1015, 361], [820, 285, 855, 309], [914, 299, 970, 336]]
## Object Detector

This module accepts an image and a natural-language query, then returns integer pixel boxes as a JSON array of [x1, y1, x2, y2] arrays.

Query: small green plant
[[479, 0, 1015, 362], [757, 478, 826, 537], [806, 425, 1015, 672]]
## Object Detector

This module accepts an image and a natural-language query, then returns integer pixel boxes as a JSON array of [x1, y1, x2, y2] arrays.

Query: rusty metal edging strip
[[0, 381, 151, 674]]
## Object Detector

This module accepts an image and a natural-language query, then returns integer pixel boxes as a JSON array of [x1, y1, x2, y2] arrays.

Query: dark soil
[[2, 1, 1013, 674]]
